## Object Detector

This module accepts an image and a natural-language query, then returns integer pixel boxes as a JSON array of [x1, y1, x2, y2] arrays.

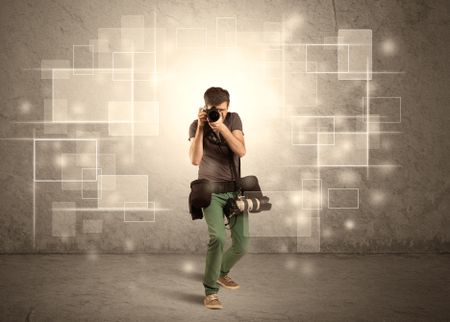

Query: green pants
[[202, 192, 250, 295]]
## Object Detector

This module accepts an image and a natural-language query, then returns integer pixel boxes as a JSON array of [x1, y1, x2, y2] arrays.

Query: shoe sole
[[217, 280, 240, 289], [204, 304, 223, 309]]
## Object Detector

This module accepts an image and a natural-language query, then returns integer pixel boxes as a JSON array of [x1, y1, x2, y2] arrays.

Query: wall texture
[[0, 0, 449, 253]]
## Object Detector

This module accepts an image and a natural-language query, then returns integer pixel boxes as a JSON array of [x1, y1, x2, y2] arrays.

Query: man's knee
[[234, 237, 250, 255], [208, 233, 226, 249]]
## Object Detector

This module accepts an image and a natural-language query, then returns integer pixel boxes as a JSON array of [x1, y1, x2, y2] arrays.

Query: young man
[[188, 87, 249, 309]]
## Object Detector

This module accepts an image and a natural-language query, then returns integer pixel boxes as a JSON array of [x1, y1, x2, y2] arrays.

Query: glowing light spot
[[124, 238, 135, 251], [338, 170, 359, 185], [182, 261, 195, 273], [285, 258, 297, 270], [370, 190, 386, 206], [287, 14, 303, 29], [382, 139, 392, 150], [72, 102, 84, 115], [381, 39, 397, 55], [86, 247, 98, 261], [284, 216, 294, 226], [289, 192, 301, 205], [55, 155, 67, 167], [297, 213, 309, 226], [301, 261, 314, 276], [345, 219, 355, 230], [279, 244, 289, 253], [322, 228, 333, 238], [19, 100, 32, 114], [342, 140, 352, 151]]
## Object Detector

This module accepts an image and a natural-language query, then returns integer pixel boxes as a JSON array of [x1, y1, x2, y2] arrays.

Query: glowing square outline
[[290, 116, 336, 146], [327, 188, 360, 209], [33, 138, 98, 183], [337, 29, 373, 80], [81, 167, 102, 200], [305, 43, 350, 74], [97, 174, 149, 210], [112, 51, 156, 82], [301, 179, 322, 210]]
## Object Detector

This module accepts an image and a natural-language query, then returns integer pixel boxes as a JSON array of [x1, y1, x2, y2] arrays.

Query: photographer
[[188, 87, 249, 309]]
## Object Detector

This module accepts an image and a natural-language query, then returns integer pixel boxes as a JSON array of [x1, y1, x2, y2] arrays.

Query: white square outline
[[305, 43, 350, 74], [73, 45, 95, 75], [362, 96, 402, 123], [175, 27, 208, 49], [124, 201, 156, 223], [337, 29, 373, 80], [33, 138, 98, 183], [111, 51, 156, 82], [96, 174, 149, 211], [81, 167, 102, 200], [327, 188, 360, 209], [317, 132, 369, 167], [215, 16, 237, 48], [290, 116, 336, 146], [301, 179, 322, 210]]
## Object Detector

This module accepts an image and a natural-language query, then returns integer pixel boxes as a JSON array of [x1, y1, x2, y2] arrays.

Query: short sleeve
[[188, 120, 198, 141], [231, 113, 243, 135]]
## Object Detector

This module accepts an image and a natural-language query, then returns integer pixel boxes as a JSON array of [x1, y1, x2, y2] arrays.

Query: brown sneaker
[[203, 293, 223, 309], [217, 275, 240, 289]]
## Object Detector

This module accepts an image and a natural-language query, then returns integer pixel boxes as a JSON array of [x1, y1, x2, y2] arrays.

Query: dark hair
[[204, 87, 230, 107]]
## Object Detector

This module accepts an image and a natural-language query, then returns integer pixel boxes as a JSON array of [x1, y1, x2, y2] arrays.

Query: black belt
[[210, 181, 237, 193]]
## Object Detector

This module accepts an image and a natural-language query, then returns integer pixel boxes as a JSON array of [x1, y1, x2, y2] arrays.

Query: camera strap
[[228, 148, 241, 193]]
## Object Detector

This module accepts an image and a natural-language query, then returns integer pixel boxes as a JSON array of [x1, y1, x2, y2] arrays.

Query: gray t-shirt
[[189, 112, 243, 182]]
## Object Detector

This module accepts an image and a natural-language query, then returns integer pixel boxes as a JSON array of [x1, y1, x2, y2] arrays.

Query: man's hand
[[198, 107, 207, 127], [208, 114, 225, 133]]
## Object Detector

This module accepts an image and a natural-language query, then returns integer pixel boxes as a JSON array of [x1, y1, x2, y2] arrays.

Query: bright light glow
[[55, 155, 67, 167], [322, 228, 332, 238], [182, 261, 195, 273], [381, 38, 397, 55], [370, 190, 386, 206], [124, 238, 135, 251], [284, 258, 297, 270], [19, 100, 32, 114], [338, 169, 359, 185], [344, 219, 355, 230]]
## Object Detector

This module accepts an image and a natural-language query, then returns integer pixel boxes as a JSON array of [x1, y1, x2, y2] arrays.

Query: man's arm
[[218, 126, 246, 157], [189, 123, 204, 165]]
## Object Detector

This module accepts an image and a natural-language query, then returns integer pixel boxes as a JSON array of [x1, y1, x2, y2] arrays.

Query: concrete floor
[[0, 254, 449, 322]]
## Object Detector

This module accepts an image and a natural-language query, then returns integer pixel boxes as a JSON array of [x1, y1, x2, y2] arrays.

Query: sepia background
[[1, 0, 449, 254]]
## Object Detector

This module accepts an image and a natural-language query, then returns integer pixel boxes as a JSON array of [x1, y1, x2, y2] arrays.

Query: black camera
[[224, 193, 272, 219], [205, 106, 221, 122]]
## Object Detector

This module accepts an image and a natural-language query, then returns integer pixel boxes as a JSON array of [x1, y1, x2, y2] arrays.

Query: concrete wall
[[1, 0, 449, 253]]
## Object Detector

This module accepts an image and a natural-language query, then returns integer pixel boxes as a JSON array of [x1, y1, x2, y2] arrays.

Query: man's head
[[204, 87, 230, 121]]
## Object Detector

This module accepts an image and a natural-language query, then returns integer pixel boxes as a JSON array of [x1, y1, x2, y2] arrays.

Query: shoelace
[[207, 294, 219, 301], [223, 275, 233, 282]]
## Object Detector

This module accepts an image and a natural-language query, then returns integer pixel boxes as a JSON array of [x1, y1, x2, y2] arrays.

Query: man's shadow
[[157, 269, 205, 305]]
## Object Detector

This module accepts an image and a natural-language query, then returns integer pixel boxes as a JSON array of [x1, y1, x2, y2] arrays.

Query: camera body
[[204, 106, 221, 123]]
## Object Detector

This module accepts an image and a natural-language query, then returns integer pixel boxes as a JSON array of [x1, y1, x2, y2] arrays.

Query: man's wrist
[[218, 123, 228, 133]]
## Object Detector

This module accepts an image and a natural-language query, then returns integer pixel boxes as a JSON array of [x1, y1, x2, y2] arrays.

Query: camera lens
[[207, 107, 221, 122]]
